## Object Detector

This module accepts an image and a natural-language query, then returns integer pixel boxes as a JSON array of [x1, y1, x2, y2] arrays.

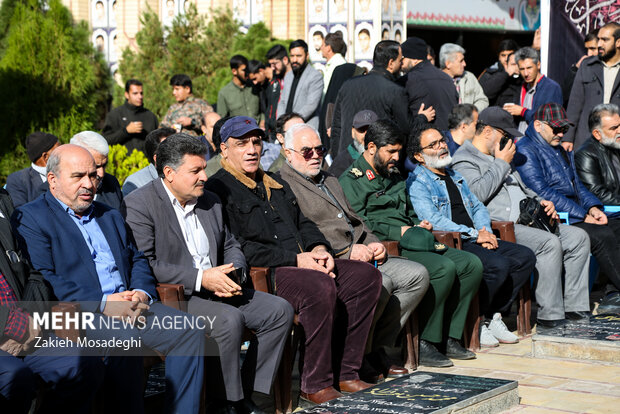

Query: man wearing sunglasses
[[206, 116, 382, 404], [452, 107, 591, 331], [279, 123, 429, 382], [517, 102, 620, 314]]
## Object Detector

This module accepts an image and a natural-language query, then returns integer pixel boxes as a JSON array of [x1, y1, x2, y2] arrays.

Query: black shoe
[[565, 311, 591, 321], [598, 292, 620, 314], [359, 355, 384, 384], [445, 338, 476, 360], [536, 318, 566, 332], [419, 340, 453, 368], [235, 398, 265, 414]]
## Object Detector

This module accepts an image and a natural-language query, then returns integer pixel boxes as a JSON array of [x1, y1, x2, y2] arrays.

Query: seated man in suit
[[0, 187, 103, 413], [69, 131, 123, 210], [6, 132, 59, 207], [12, 144, 206, 414], [206, 116, 382, 405], [575, 103, 620, 205], [122, 134, 294, 413], [279, 123, 429, 381]]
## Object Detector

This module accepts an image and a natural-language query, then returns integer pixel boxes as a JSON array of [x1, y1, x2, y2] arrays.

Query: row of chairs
[[51, 220, 530, 413]]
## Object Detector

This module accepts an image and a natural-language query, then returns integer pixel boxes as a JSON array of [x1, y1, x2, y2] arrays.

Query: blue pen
[[374, 260, 378, 268]]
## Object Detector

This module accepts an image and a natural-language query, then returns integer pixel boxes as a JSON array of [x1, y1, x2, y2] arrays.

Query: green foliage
[[0, 0, 110, 184], [116, 6, 291, 116], [106, 144, 149, 185]]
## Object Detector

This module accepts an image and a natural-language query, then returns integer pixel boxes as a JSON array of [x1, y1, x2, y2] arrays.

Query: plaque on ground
[[532, 313, 620, 362], [298, 372, 518, 414]]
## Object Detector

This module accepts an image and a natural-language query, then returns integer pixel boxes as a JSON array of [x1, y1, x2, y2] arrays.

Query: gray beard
[[352, 140, 364, 154], [601, 134, 620, 150], [422, 152, 452, 169]]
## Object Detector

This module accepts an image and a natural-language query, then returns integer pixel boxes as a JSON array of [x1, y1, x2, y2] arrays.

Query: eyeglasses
[[421, 137, 447, 151], [545, 123, 570, 135], [289, 145, 327, 160]]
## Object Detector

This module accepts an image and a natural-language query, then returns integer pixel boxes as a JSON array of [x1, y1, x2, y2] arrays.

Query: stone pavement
[[420, 328, 620, 414]]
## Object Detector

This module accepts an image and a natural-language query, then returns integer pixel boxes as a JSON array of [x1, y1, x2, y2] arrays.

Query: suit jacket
[[12, 191, 157, 313], [277, 64, 323, 129], [278, 163, 379, 259], [121, 179, 246, 295], [5, 166, 44, 208], [565, 56, 620, 149], [451, 140, 540, 221]]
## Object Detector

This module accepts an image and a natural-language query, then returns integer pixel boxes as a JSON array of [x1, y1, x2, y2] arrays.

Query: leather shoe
[[300, 387, 343, 404], [386, 364, 409, 378], [565, 311, 591, 321], [235, 398, 265, 414], [359, 356, 384, 383], [338, 379, 373, 393], [366, 349, 408, 378], [419, 340, 453, 368], [536, 318, 566, 332], [445, 338, 476, 360], [598, 292, 620, 314]]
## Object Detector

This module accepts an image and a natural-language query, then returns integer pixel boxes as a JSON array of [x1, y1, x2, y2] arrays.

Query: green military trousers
[[401, 247, 483, 344]]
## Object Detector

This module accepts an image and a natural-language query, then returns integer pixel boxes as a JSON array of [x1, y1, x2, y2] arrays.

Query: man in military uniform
[[339, 119, 483, 368], [161, 74, 214, 136]]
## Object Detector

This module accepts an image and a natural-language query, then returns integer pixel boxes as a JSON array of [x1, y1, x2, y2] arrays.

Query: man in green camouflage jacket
[[161, 74, 214, 136]]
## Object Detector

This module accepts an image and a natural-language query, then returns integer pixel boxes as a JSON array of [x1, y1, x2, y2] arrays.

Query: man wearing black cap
[[517, 102, 620, 314], [206, 116, 382, 404], [401, 37, 459, 131], [452, 107, 591, 329], [6, 132, 59, 207], [328, 109, 378, 177], [330, 40, 409, 158], [122, 132, 294, 413]]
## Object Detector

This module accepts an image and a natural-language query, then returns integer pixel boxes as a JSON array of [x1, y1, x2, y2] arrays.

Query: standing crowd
[[2, 21, 620, 414]]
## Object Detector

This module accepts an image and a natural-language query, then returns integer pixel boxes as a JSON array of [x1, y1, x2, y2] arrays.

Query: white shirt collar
[[161, 178, 197, 215]]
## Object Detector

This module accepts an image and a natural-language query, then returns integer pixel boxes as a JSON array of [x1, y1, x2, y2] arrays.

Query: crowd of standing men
[[2, 21, 620, 414]]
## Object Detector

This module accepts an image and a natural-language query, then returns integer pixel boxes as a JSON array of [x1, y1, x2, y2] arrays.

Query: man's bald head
[[47, 144, 98, 215], [202, 112, 222, 145]]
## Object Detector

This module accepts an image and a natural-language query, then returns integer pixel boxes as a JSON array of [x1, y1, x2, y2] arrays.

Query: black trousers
[[573, 217, 620, 292], [462, 239, 536, 318]]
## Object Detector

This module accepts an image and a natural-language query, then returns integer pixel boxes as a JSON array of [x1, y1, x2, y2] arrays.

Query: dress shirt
[[0, 273, 28, 342], [53, 197, 152, 310], [603, 60, 620, 104], [161, 179, 212, 292], [323, 53, 347, 94], [31, 163, 47, 182]]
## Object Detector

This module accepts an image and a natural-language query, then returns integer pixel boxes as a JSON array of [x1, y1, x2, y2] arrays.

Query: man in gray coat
[[278, 123, 429, 379], [452, 107, 591, 328], [277, 39, 323, 129], [122, 134, 294, 414]]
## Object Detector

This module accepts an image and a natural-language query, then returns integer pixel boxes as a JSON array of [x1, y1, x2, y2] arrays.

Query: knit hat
[[401, 37, 427, 60], [25, 132, 59, 162]]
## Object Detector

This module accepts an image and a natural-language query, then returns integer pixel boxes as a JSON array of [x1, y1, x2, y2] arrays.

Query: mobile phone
[[228, 268, 244, 285], [499, 136, 511, 150]]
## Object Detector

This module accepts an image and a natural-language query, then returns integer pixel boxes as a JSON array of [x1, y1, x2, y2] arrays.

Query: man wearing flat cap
[[401, 36, 459, 131], [123, 132, 294, 413], [206, 116, 382, 404], [517, 102, 620, 314], [328, 109, 378, 177], [6, 132, 59, 207], [452, 107, 591, 329]]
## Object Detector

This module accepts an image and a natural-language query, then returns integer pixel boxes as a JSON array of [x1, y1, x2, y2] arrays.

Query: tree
[[116, 6, 290, 117], [0, 0, 110, 183]]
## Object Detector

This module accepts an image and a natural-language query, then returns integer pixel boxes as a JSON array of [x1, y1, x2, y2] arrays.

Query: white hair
[[439, 43, 465, 69], [70, 131, 109, 156], [284, 123, 320, 149]]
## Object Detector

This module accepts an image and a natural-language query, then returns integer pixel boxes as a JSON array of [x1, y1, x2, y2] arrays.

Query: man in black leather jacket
[[575, 103, 620, 205]]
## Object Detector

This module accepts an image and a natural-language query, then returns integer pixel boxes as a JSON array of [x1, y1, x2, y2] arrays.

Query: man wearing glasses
[[206, 116, 382, 404], [452, 107, 591, 330], [278, 122, 429, 382], [407, 121, 535, 348], [517, 103, 620, 314]]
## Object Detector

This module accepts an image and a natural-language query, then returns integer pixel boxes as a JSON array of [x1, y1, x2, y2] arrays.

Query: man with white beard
[[406, 122, 536, 347], [576, 104, 620, 205]]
